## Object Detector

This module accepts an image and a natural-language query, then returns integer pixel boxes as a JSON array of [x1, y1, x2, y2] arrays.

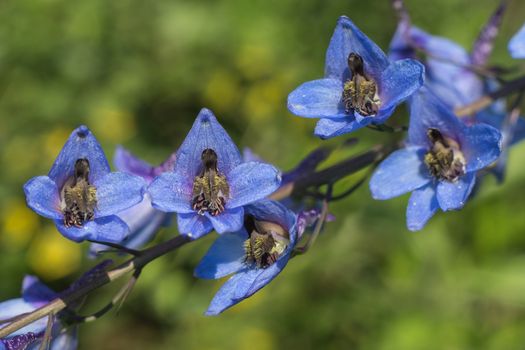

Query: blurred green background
[[1, 0, 525, 349]]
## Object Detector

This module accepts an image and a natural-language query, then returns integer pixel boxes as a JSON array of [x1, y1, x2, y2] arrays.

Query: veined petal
[[177, 212, 213, 239], [287, 78, 346, 119], [314, 117, 367, 140], [406, 184, 439, 231], [408, 87, 465, 148], [55, 215, 129, 243], [23, 176, 62, 220], [94, 172, 146, 217], [148, 172, 193, 214], [436, 172, 476, 211], [462, 123, 502, 172], [227, 162, 281, 209], [380, 59, 425, 111], [208, 207, 244, 234], [509, 23, 525, 59], [194, 230, 247, 279], [370, 147, 431, 200], [325, 16, 389, 82], [48, 125, 110, 188], [174, 108, 241, 179]]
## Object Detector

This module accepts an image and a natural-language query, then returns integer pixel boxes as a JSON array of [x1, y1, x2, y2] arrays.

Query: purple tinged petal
[[470, 1, 506, 66], [509, 23, 525, 59], [379, 59, 425, 111], [462, 123, 502, 172], [287, 78, 346, 119], [148, 172, 193, 214], [55, 215, 129, 243], [174, 108, 241, 179], [242, 148, 264, 163], [50, 328, 78, 350], [408, 87, 465, 148], [314, 117, 368, 140], [388, 22, 417, 61], [436, 172, 476, 211], [370, 147, 431, 200], [325, 16, 389, 82], [22, 276, 56, 307], [226, 162, 281, 209], [48, 125, 110, 188], [194, 230, 247, 279], [0, 299, 46, 336], [94, 172, 146, 217], [177, 213, 213, 239], [114, 146, 155, 181], [208, 207, 244, 234], [23, 176, 62, 220], [406, 184, 439, 231]]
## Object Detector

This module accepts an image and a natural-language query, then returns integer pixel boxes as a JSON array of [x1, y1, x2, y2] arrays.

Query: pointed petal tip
[[196, 108, 217, 123], [74, 125, 91, 138]]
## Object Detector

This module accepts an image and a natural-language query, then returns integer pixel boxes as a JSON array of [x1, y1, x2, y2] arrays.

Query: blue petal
[[114, 146, 155, 181], [23, 176, 62, 220], [325, 16, 389, 82], [476, 110, 525, 146], [177, 213, 213, 239], [48, 125, 110, 188], [148, 172, 193, 214], [174, 108, 241, 179], [379, 59, 425, 111], [313, 117, 368, 140], [370, 147, 431, 200], [436, 172, 476, 211], [287, 78, 346, 119], [388, 22, 417, 61], [55, 215, 129, 243], [0, 299, 46, 336], [509, 23, 525, 59], [226, 162, 281, 208], [208, 207, 244, 234], [22, 276, 56, 307], [94, 172, 146, 217], [406, 184, 439, 231], [194, 230, 247, 279], [205, 255, 290, 315], [245, 200, 298, 245], [408, 87, 466, 148], [462, 123, 502, 172]]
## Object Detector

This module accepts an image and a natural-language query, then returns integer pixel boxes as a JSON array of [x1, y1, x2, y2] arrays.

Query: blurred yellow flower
[[28, 225, 82, 280], [237, 327, 275, 350], [42, 127, 70, 163], [1, 199, 39, 249], [87, 108, 136, 144], [204, 70, 240, 114], [236, 45, 274, 81]]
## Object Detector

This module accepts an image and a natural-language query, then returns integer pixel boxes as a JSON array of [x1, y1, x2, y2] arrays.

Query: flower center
[[342, 52, 381, 116], [243, 216, 290, 269], [424, 128, 466, 182], [191, 148, 230, 216], [61, 158, 98, 227]]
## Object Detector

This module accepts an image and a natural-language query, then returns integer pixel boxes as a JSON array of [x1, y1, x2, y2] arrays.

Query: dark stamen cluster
[[424, 128, 466, 182], [243, 216, 289, 269], [342, 52, 381, 116], [192, 148, 230, 216], [63, 158, 97, 227]]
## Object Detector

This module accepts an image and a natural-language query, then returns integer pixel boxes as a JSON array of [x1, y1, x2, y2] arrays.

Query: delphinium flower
[[287, 16, 424, 139], [369, 88, 501, 231], [148, 109, 281, 239], [194, 200, 297, 315], [388, 2, 525, 180], [509, 23, 525, 59], [90, 147, 176, 255], [0, 276, 77, 350], [23, 125, 146, 243]]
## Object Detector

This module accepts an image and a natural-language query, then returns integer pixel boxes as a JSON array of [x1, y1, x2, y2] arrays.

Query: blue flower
[[287, 16, 424, 139], [509, 23, 525, 59], [90, 146, 176, 255], [148, 109, 281, 239], [23, 126, 146, 243], [369, 88, 501, 231], [194, 200, 297, 315], [0, 276, 77, 350]]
